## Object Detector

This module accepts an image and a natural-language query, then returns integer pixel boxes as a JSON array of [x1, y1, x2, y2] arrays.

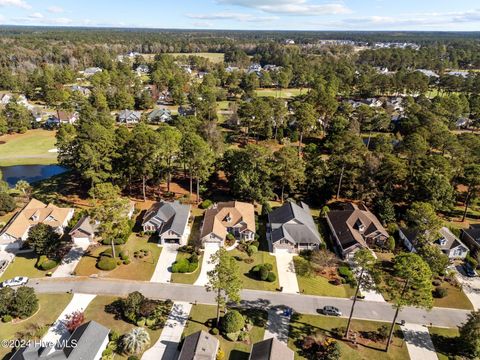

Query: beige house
[[0, 198, 74, 250], [200, 201, 255, 246]]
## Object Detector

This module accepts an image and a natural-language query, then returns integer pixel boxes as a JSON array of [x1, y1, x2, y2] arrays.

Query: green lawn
[[432, 281, 473, 310], [170, 251, 203, 284], [288, 314, 409, 360], [0, 293, 73, 359], [170, 52, 225, 63], [254, 88, 306, 98], [0, 129, 57, 166], [183, 304, 267, 360], [428, 326, 460, 360], [296, 273, 355, 298], [74, 233, 161, 281], [0, 251, 57, 282], [229, 248, 280, 291], [84, 296, 164, 360]]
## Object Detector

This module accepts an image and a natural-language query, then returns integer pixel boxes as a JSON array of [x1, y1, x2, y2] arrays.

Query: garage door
[[73, 237, 91, 247], [163, 238, 180, 244]]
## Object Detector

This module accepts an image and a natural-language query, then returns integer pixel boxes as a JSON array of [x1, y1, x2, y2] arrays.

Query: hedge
[[97, 256, 117, 271], [172, 258, 198, 273], [199, 199, 213, 209], [2, 315, 12, 323]]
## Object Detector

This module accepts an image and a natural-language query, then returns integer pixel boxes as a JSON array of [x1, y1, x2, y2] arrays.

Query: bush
[[226, 233, 235, 241], [38, 258, 58, 271], [225, 331, 240, 342], [211, 327, 219, 335], [221, 310, 245, 334], [2, 315, 12, 323], [172, 258, 191, 273], [465, 255, 478, 269], [136, 318, 146, 326], [120, 251, 129, 261], [338, 266, 356, 286], [238, 331, 248, 341], [246, 245, 258, 257], [97, 256, 117, 271], [0, 192, 16, 214], [101, 246, 123, 258], [432, 280, 442, 287], [266, 272, 276, 282], [433, 287, 448, 298], [250, 264, 275, 282], [199, 199, 213, 209], [102, 348, 113, 357], [123, 259, 131, 265], [252, 241, 260, 248]]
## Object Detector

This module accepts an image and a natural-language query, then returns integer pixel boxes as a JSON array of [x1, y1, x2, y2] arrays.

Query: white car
[[320, 306, 342, 316], [0, 276, 29, 288]]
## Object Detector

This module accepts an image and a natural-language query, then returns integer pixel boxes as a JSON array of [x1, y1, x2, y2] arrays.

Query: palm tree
[[122, 327, 150, 355]]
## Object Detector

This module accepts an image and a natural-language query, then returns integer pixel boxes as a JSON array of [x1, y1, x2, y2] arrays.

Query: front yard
[[428, 326, 460, 360], [74, 233, 161, 281], [183, 304, 267, 360], [296, 273, 356, 298], [170, 251, 203, 284], [0, 251, 57, 282], [0, 293, 73, 359], [288, 314, 409, 360]]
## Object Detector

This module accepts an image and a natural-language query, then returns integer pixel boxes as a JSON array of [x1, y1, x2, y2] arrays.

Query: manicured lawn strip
[[0, 293, 73, 359], [169, 52, 225, 63], [288, 314, 409, 360], [229, 248, 279, 291], [74, 234, 161, 281], [254, 88, 306, 98], [84, 296, 163, 360], [296, 273, 355, 298], [432, 281, 473, 310], [170, 251, 202, 284], [0, 251, 57, 281], [0, 129, 57, 166], [183, 304, 267, 360], [428, 326, 460, 360]]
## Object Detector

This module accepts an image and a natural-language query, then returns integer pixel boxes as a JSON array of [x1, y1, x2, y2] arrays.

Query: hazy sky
[[0, 0, 479, 31]]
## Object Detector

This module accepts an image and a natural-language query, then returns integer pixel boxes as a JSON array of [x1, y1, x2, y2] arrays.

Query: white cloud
[[47, 5, 64, 13], [187, 11, 278, 22], [0, 0, 30, 9], [215, 0, 351, 16], [29, 12, 43, 19]]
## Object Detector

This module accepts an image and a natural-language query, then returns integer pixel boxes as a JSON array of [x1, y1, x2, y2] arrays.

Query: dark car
[[463, 263, 476, 278]]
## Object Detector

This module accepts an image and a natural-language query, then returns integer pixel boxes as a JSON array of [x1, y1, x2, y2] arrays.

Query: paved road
[[29, 277, 469, 328]]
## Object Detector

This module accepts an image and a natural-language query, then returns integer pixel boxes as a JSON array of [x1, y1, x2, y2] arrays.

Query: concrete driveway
[[263, 306, 291, 344], [142, 301, 192, 360], [193, 243, 219, 286], [150, 245, 179, 283], [455, 265, 480, 310], [0, 250, 15, 277], [52, 244, 89, 278], [274, 252, 299, 294], [401, 323, 438, 360]]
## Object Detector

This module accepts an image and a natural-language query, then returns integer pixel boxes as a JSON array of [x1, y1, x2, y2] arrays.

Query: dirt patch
[[0, 141, 5, 145]]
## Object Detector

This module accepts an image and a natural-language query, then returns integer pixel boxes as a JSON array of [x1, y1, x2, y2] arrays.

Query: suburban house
[[136, 64, 149, 75], [462, 225, 480, 256], [71, 85, 91, 96], [399, 226, 469, 259], [147, 109, 172, 123], [178, 330, 219, 360], [200, 201, 255, 246], [82, 67, 102, 76], [117, 110, 142, 124], [142, 201, 191, 245], [267, 201, 322, 253], [69, 215, 99, 247], [0, 198, 74, 250], [11, 321, 110, 360], [326, 203, 389, 259], [56, 110, 79, 124], [249, 338, 294, 360]]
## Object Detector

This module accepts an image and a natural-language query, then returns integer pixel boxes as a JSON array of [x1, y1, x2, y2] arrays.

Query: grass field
[[288, 314, 409, 360], [170, 52, 225, 63], [428, 326, 460, 360], [0, 129, 57, 166], [296, 273, 356, 298], [84, 296, 165, 359], [74, 233, 161, 281], [0, 293, 73, 359], [0, 251, 57, 282], [183, 304, 267, 360], [432, 280, 473, 310], [170, 251, 203, 284], [255, 88, 307, 98]]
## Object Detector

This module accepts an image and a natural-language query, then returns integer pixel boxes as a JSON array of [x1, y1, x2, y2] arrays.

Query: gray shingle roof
[[142, 201, 190, 236], [69, 215, 98, 238], [178, 330, 219, 360], [249, 338, 294, 360], [268, 201, 321, 245]]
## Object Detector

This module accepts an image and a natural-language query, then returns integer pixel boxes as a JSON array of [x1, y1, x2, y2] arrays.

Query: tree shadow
[[229, 349, 250, 360], [429, 333, 460, 358]]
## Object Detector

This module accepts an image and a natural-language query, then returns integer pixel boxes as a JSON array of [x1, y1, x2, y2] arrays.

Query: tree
[[88, 182, 120, 201], [345, 249, 378, 337], [206, 248, 242, 325], [417, 244, 449, 275], [64, 311, 85, 333], [385, 253, 433, 351], [291, 101, 316, 155], [461, 164, 480, 222], [273, 146, 306, 202], [15, 180, 31, 199], [459, 310, 480, 359], [27, 224, 61, 258], [12, 287, 39, 319], [157, 125, 181, 193], [221, 310, 245, 334], [0, 287, 15, 316], [122, 327, 150, 355], [376, 198, 396, 224], [406, 202, 442, 241], [0, 192, 16, 214]]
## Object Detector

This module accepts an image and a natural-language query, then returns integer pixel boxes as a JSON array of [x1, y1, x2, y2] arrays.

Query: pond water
[[0, 164, 67, 187]]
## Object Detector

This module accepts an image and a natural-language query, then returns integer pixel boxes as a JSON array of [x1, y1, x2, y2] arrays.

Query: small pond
[[0, 165, 67, 187]]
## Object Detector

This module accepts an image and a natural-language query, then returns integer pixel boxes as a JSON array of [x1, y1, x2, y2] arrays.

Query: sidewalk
[[150, 245, 178, 283], [52, 244, 89, 278], [193, 243, 219, 286], [142, 301, 192, 360], [274, 253, 299, 294], [401, 323, 438, 360]]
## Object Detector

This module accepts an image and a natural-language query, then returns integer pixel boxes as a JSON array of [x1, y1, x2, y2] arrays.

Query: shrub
[[110, 330, 120, 341], [433, 287, 448, 298], [39, 258, 58, 271], [101, 246, 123, 258], [251, 241, 259, 248], [432, 280, 441, 287], [97, 256, 117, 271], [338, 266, 356, 286], [124, 259, 131, 265], [2, 315, 12, 323], [146, 318, 156, 327], [136, 318, 146, 326], [226, 233, 235, 241], [120, 251, 129, 261], [238, 331, 248, 341], [466, 255, 478, 269], [266, 272, 276, 282], [225, 332, 240, 341], [259, 266, 269, 281], [0, 192, 16, 214], [199, 199, 213, 209], [172, 258, 191, 273], [377, 325, 389, 341], [221, 310, 245, 334], [211, 328, 219, 335], [263, 263, 273, 271], [102, 348, 113, 357], [246, 245, 258, 257], [329, 278, 341, 286]]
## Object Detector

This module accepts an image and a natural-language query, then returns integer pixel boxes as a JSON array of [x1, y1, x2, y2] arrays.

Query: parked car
[[0, 276, 29, 288], [320, 306, 342, 316], [463, 263, 477, 278], [0, 259, 9, 273]]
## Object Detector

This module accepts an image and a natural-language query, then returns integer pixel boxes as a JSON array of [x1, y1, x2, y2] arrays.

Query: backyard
[[182, 304, 267, 360], [254, 88, 307, 98], [0, 293, 73, 359], [0, 129, 57, 166]]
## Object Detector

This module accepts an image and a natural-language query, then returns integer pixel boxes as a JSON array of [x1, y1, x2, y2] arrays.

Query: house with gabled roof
[[142, 201, 191, 245], [69, 215, 99, 247], [267, 201, 322, 253], [147, 108, 172, 124], [249, 338, 294, 360], [462, 224, 480, 256], [0, 198, 74, 250], [200, 201, 255, 246], [179, 330, 219, 360], [326, 202, 388, 259], [117, 110, 142, 124]]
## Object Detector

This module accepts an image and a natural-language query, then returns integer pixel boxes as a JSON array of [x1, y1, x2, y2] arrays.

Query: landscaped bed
[[183, 304, 267, 360], [0, 293, 73, 359], [288, 314, 409, 360], [170, 251, 203, 284], [74, 233, 161, 281]]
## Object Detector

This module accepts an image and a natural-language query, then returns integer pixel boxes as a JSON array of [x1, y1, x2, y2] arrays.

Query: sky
[[0, 0, 479, 31]]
